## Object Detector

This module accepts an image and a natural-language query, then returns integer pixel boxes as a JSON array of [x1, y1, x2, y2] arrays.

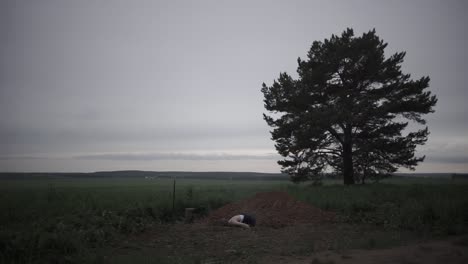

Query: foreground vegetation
[[1, 176, 467, 263]]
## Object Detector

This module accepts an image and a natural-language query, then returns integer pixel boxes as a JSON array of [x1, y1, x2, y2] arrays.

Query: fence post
[[185, 208, 195, 223], [172, 177, 176, 217]]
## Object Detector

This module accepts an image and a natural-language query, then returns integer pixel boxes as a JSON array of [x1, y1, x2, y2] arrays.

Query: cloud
[[73, 152, 279, 161], [0, 155, 53, 160], [425, 155, 468, 164], [419, 139, 468, 164], [2, 150, 466, 165]]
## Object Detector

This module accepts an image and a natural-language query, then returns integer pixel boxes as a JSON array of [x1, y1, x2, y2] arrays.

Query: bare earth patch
[[267, 236, 468, 264], [202, 191, 335, 228]]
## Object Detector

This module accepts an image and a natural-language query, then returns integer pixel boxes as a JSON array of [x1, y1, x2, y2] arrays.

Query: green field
[[1, 175, 468, 263]]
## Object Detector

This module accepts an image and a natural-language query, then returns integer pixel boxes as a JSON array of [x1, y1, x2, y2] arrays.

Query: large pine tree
[[261, 28, 437, 185]]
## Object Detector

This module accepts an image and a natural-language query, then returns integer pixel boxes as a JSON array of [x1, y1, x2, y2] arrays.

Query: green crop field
[[1, 175, 468, 263]]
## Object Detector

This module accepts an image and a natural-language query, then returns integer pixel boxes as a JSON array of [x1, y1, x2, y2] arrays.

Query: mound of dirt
[[202, 191, 335, 228]]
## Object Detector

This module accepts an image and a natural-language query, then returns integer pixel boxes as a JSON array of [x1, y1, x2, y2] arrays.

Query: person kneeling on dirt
[[228, 214, 256, 228]]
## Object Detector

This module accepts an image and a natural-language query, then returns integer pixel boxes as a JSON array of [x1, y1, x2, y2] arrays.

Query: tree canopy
[[261, 28, 437, 185]]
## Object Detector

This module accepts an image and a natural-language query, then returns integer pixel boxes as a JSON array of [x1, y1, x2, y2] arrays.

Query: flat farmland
[[1, 174, 468, 263]]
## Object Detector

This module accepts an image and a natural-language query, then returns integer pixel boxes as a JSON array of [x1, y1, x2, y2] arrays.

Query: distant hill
[[393, 173, 468, 179], [94, 171, 287, 180], [1, 171, 466, 180], [0, 171, 288, 181]]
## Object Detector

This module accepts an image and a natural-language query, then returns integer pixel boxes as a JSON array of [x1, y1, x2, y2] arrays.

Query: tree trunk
[[343, 127, 355, 185]]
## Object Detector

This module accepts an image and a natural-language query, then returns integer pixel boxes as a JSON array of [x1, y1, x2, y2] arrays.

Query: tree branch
[[327, 127, 343, 144]]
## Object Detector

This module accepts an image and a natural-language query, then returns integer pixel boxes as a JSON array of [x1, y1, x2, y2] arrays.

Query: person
[[228, 213, 256, 228]]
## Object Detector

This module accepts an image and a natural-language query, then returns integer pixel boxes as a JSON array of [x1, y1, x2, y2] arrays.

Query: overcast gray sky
[[1, 0, 467, 173]]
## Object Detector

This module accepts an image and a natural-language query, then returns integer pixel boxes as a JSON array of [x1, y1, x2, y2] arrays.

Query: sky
[[0, 0, 467, 173]]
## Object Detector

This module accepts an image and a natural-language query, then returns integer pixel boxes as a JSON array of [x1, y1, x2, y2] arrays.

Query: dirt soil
[[268, 237, 468, 264], [104, 191, 468, 263], [202, 191, 336, 228]]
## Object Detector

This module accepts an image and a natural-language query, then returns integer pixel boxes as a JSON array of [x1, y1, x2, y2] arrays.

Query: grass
[[1, 176, 468, 263], [287, 181, 468, 236], [0, 178, 287, 263]]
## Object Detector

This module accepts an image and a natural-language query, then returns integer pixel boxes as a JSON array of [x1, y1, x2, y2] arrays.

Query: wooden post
[[185, 208, 195, 223], [172, 178, 176, 216]]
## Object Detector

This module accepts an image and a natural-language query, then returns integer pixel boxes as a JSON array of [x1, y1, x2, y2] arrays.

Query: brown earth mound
[[202, 191, 335, 228]]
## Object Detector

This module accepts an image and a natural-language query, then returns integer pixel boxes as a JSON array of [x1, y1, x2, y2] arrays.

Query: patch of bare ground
[[262, 236, 468, 264], [202, 191, 336, 228]]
